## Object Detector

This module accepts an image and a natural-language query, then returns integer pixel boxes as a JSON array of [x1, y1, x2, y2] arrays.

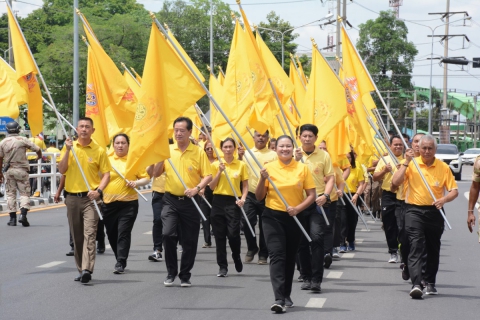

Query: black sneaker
[[180, 279, 192, 287], [420, 279, 427, 290], [285, 296, 294, 308], [324, 254, 333, 269], [148, 251, 163, 262], [217, 269, 228, 277], [270, 301, 286, 313], [301, 279, 311, 290], [113, 262, 124, 274], [401, 265, 410, 281], [409, 285, 423, 299], [310, 281, 321, 292], [164, 276, 175, 287], [66, 248, 74, 256], [244, 248, 259, 263], [425, 283, 438, 295], [232, 253, 243, 273], [297, 275, 304, 282]]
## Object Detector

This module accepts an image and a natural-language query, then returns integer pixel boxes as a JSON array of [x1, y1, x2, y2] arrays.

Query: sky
[[3, 0, 480, 96]]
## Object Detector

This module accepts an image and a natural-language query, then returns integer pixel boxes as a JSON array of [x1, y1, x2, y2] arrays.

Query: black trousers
[[243, 192, 268, 258], [199, 186, 213, 245], [298, 204, 326, 282], [381, 191, 399, 253], [395, 201, 409, 264], [333, 200, 342, 247], [211, 195, 241, 270], [263, 208, 303, 303], [96, 218, 105, 245], [151, 191, 164, 252], [102, 200, 139, 268], [340, 195, 358, 246], [161, 192, 201, 281], [405, 204, 444, 286]]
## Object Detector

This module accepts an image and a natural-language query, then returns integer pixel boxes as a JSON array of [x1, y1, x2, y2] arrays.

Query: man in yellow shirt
[[59, 117, 111, 284], [152, 117, 212, 287], [46, 140, 61, 163], [373, 135, 404, 263], [238, 130, 277, 264], [294, 124, 334, 292], [392, 135, 458, 299]]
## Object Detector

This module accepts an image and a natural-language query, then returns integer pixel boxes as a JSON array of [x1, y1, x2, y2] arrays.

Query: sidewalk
[[0, 184, 152, 212]]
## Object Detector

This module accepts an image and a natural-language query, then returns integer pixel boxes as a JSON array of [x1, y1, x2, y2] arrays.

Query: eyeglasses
[[205, 147, 213, 151]]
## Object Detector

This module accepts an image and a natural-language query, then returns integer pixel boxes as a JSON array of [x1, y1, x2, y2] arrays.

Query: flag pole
[[149, 13, 311, 242], [42, 97, 148, 202], [289, 97, 302, 119], [344, 184, 370, 230], [6, 2, 103, 219], [289, 53, 307, 89], [121, 62, 141, 87], [218, 66, 225, 78], [194, 105, 256, 237], [341, 24, 451, 229], [230, 133, 259, 179]]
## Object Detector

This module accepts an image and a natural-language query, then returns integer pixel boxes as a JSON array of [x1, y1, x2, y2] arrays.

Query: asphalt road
[[0, 170, 479, 319]]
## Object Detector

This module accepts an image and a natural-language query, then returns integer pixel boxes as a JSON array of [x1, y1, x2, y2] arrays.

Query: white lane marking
[[342, 253, 355, 259], [106, 244, 111, 249], [360, 228, 369, 232], [305, 298, 327, 308], [36, 261, 66, 268], [143, 231, 152, 235], [356, 239, 364, 244], [367, 221, 375, 224], [326, 271, 343, 279]]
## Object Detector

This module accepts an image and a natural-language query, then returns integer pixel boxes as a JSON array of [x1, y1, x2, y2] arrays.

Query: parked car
[[461, 148, 480, 165], [435, 144, 463, 181]]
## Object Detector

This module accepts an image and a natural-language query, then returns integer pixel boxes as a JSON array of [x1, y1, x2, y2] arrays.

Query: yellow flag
[[341, 27, 375, 148], [213, 20, 254, 144], [289, 59, 306, 121], [325, 118, 350, 164], [181, 105, 203, 140], [82, 14, 136, 114], [7, 5, 43, 135], [302, 46, 347, 141], [123, 70, 142, 99], [217, 69, 225, 86], [296, 56, 308, 84], [0, 57, 27, 107], [0, 61, 18, 118], [125, 23, 205, 178]]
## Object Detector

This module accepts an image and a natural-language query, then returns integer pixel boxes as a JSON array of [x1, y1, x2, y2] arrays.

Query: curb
[[0, 185, 152, 212]]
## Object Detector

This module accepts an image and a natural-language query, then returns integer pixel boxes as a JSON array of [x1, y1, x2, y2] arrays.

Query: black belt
[[64, 191, 89, 198], [165, 192, 187, 200]]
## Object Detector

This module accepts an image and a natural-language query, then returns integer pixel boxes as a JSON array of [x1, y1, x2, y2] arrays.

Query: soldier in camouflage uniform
[[0, 121, 42, 227]]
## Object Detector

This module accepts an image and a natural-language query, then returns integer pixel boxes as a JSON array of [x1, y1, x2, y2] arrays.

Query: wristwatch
[[324, 193, 330, 201], [196, 185, 201, 192], [97, 189, 103, 197]]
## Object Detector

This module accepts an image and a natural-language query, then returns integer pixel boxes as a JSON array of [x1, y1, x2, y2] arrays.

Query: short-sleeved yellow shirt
[[336, 157, 351, 170], [46, 147, 61, 163], [152, 173, 166, 193], [301, 148, 334, 195], [396, 159, 407, 201], [211, 158, 248, 196], [243, 147, 277, 193], [27, 137, 46, 160], [330, 166, 345, 202], [344, 165, 365, 194], [164, 143, 212, 196], [404, 157, 458, 206], [64, 140, 111, 193], [374, 154, 404, 192], [103, 154, 149, 203], [264, 159, 316, 211]]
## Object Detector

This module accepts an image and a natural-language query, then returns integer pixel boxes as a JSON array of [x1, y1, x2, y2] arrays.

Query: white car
[[461, 148, 480, 165], [435, 144, 463, 181]]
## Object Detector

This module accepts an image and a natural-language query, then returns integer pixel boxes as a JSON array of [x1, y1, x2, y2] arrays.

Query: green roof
[[414, 86, 478, 119]]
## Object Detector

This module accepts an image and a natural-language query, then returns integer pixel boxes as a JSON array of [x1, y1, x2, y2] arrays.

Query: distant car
[[435, 144, 463, 181], [461, 148, 480, 165]]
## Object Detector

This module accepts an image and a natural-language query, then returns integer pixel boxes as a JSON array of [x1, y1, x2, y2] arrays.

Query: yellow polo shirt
[[330, 166, 345, 202], [243, 147, 277, 193], [211, 158, 248, 196], [336, 157, 351, 170], [374, 154, 404, 192], [404, 157, 458, 206], [103, 154, 149, 204], [46, 147, 61, 163], [301, 148, 334, 195], [264, 159, 315, 211], [164, 143, 212, 196], [396, 159, 407, 201], [64, 140, 111, 193], [27, 137, 46, 160], [152, 173, 166, 193], [344, 165, 365, 194]]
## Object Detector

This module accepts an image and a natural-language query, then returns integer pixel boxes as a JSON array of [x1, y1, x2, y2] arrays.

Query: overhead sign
[[473, 57, 480, 68], [0, 117, 15, 132]]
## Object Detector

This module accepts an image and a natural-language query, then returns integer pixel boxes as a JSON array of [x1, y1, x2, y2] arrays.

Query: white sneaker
[[388, 253, 398, 263], [148, 251, 163, 262]]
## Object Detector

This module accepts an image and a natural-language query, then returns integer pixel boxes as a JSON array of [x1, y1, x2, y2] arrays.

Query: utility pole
[[210, 0, 213, 72], [442, 0, 450, 134], [474, 95, 478, 147], [73, 0, 79, 128], [413, 90, 417, 134], [7, 0, 13, 66]]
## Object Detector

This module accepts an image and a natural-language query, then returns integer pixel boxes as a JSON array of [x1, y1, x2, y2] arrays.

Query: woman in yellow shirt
[[199, 141, 216, 248], [102, 134, 150, 274], [255, 135, 316, 313], [339, 150, 365, 253], [209, 138, 248, 277]]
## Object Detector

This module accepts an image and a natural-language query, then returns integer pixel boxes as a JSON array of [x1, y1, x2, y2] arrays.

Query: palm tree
[[456, 102, 474, 146]]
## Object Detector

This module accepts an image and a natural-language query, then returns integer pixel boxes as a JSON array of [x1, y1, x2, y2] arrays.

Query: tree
[[356, 10, 418, 123], [257, 11, 299, 74]]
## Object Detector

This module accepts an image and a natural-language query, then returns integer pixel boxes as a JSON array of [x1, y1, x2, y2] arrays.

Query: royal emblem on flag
[[85, 83, 99, 116], [23, 72, 38, 93], [344, 77, 359, 116]]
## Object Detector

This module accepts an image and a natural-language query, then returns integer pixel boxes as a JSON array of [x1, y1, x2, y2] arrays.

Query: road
[[0, 169, 479, 319]]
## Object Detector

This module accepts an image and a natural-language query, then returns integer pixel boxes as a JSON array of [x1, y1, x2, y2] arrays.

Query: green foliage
[[356, 10, 418, 121]]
